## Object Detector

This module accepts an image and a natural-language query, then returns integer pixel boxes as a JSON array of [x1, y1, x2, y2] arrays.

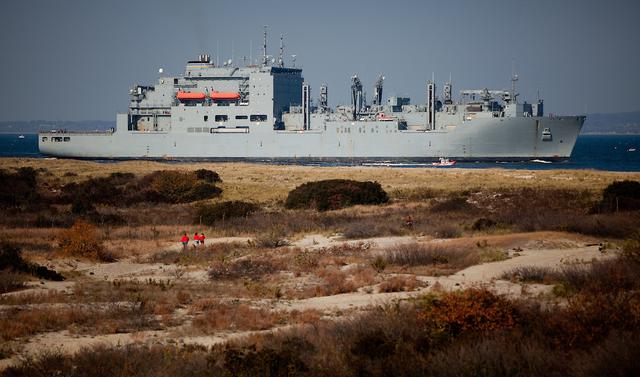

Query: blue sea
[[1, 133, 639, 172]]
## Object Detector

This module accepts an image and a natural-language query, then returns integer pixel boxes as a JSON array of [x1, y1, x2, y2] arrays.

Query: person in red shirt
[[180, 233, 189, 251], [193, 232, 200, 248], [198, 232, 205, 246]]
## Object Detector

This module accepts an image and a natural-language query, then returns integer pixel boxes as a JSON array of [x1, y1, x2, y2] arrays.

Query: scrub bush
[[596, 180, 640, 212], [194, 169, 221, 183], [0, 243, 64, 285], [194, 201, 258, 225], [285, 179, 388, 211], [417, 289, 518, 337], [0, 167, 39, 207], [57, 220, 112, 261]]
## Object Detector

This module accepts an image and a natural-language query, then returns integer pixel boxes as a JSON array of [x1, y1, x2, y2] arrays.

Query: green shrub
[[195, 201, 258, 225], [430, 195, 473, 213], [60, 170, 222, 206], [71, 195, 96, 215], [0, 167, 39, 207], [194, 169, 221, 183], [254, 227, 290, 248], [622, 231, 640, 262], [472, 217, 497, 231], [145, 170, 221, 203], [597, 180, 640, 212], [184, 181, 222, 202], [0, 243, 64, 283], [285, 179, 388, 211], [0, 271, 25, 293]]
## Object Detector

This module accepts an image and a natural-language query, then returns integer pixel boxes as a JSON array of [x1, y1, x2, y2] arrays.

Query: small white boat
[[432, 157, 456, 167], [531, 159, 552, 164], [628, 148, 636, 152], [18, 134, 25, 139]]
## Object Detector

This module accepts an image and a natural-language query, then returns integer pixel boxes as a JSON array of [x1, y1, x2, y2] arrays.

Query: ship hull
[[39, 116, 584, 161]]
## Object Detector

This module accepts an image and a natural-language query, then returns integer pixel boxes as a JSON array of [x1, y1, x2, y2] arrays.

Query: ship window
[[174, 78, 178, 85], [195, 127, 203, 133], [215, 115, 228, 122], [63, 137, 70, 142], [204, 115, 208, 122], [235, 115, 248, 120], [42, 137, 47, 142], [250, 114, 267, 122], [52, 137, 62, 142], [187, 127, 194, 133]]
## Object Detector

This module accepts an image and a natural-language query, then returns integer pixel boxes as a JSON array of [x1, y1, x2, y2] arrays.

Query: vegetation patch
[[194, 200, 258, 225], [0, 167, 40, 207], [60, 169, 222, 206], [285, 179, 388, 211], [57, 220, 114, 262], [595, 180, 640, 212], [0, 243, 64, 293]]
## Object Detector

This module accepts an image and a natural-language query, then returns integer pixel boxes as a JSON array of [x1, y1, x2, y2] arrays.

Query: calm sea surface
[[1, 134, 638, 172]]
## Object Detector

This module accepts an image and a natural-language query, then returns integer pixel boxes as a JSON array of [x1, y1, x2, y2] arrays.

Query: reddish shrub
[[418, 289, 518, 337]]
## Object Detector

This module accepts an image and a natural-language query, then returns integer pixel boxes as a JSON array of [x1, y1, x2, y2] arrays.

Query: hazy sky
[[1, 0, 639, 121]]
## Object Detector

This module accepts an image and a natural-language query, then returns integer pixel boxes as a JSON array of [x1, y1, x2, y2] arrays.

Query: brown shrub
[[57, 220, 112, 261], [383, 242, 478, 271], [430, 195, 474, 213], [425, 335, 566, 377], [253, 227, 290, 248], [545, 291, 640, 348], [418, 289, 518, 337], [208, 258, 279, 280], [384, 243, 451, 266], [315, 268, 357, 296], [0, 271, 25, 293], [622, 230, 640, 262], [379, 275, 420, 292], [191, 302, 282, 332]]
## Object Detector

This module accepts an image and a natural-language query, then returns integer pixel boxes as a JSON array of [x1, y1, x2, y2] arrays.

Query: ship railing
[[38, 129, 115, 135]]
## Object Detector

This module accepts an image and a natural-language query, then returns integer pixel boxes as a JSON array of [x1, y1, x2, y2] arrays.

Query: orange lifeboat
[[176, 91, 206, 100], [210, 91, 241, 101]]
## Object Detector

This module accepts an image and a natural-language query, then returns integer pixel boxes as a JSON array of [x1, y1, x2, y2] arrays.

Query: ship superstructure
[[39, 29, 584, 160]]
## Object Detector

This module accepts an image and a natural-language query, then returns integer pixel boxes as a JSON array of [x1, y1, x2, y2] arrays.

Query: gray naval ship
[[39, 30, 584, 161]]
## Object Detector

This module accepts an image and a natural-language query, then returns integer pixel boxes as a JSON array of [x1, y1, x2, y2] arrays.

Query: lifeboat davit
[[176, 91, 206, 100], [210, 91, 241, 100]]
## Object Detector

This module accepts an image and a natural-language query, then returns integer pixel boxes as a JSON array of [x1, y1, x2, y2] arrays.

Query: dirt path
[[0, 240, 609, 370], [277, 245, 606, 311]]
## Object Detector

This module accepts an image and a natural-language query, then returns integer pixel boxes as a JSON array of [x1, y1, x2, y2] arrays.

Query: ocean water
[[0, 133, 638, 172]]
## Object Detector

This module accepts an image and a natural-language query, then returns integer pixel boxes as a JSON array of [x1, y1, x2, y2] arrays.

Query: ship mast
[[510, 60, 518, 104], [278, 34, 285, 68], [262, 25, 268, 67]]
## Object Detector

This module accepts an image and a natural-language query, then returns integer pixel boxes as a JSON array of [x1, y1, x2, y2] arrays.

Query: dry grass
[[1, 159, 639, 373], [187, 299, 321, 333], [3, 158, 638, 205], [379, 275, 421, 292]]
